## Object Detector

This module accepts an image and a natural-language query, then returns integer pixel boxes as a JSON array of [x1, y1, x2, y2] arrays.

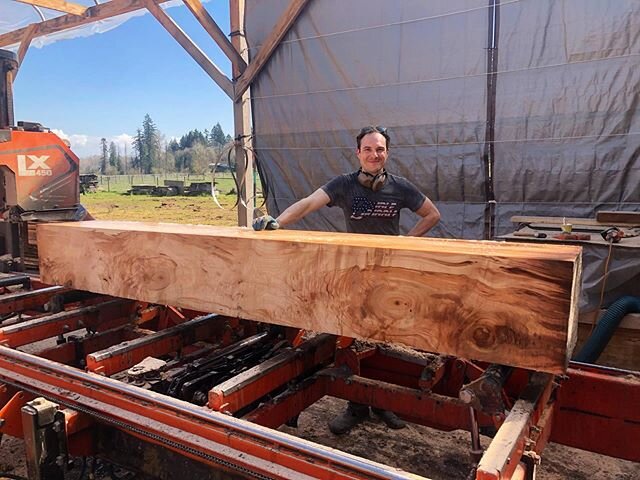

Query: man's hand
[[252, 215, 280, 231]]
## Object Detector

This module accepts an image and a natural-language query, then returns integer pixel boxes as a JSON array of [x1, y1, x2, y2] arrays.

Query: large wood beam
[[13, 23, 38, 80], [230, 0, 254, 227], [233, 0, 309, 101], [145, 0, 233, 98], [14, 0, 88, 16], [37, 221, 582, 374], [182, 0, 246, 72], [0, 0, 173, 48]]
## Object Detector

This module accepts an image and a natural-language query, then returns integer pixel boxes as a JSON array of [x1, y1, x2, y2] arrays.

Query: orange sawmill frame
[[0, 278, 637, 479]]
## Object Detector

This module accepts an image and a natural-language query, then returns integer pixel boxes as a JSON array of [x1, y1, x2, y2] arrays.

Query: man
[[253, 125, 440, 434]]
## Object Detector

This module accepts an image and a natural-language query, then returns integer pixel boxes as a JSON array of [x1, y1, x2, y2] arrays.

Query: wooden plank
[[511, 215, 640, 228], [37, 221, 582, 374], [0, 0, 173, 48], [145, 0, 233, 98], [596, 210, 640, 225], [182, 0, 246, 71], [477, 372, 553, 480], [15, 0, 88, 16], [233, 0, 309, 101]]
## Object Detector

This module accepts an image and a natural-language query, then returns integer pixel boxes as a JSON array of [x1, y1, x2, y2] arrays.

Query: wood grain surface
[[37, 221, 582, 373]]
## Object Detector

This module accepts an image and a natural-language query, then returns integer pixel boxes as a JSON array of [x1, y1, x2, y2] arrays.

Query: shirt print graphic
[[350, 196, 399, 220]]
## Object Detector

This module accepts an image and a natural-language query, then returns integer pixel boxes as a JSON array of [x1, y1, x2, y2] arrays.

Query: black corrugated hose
[[0, 473, 29, 480], [574, 296, 640, 363]]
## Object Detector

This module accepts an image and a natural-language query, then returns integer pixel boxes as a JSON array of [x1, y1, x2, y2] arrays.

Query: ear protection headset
[[357, 168, 387, 192]]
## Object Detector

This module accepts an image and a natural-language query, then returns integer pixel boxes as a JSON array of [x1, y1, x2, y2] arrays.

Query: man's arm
[[406, 197, 440, 237], [276, 188, 331, 227]]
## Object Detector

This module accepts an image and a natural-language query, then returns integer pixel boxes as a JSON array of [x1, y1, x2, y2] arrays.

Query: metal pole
[[0, 50, 17, 129]]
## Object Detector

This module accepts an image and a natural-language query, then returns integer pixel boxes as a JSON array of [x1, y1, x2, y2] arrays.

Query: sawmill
[[0, 1, 639, 479]]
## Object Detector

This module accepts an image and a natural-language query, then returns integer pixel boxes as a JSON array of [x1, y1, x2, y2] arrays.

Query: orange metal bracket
[[0, 299, 134, 347], [209, 334, 335, 413], [0, 390, 34, 437], [86, 313, 224, 376], [0, 285, 68, 315]]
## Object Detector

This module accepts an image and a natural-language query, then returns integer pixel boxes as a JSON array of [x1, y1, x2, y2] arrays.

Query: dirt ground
[[1, 396, 637, 480], [281, 397, 639, 480]]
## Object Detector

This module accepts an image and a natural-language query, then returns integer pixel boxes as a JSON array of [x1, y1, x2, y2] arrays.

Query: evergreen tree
[[179, 129, 207, 149], [132, 129, 146, 173], [108, 141, 118, 168], [125, 119, 233, 174], [100, 138, 108, 174], [210, 123, 226, 146], [142, 114, 160, 173], [116, 146, 123, 174], [174, 149, 192, 172], [168, 139, 180, 153]]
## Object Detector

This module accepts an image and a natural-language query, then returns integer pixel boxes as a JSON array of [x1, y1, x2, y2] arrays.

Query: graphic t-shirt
[[320, 171, 426, 235]]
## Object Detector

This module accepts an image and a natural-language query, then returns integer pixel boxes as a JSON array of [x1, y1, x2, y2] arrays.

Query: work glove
[[252, 215, 280, 231]]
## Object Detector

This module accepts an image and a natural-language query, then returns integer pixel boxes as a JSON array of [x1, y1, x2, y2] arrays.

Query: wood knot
[[127, 256, 177, 292], [472, 324, 522, 350], [473, 326, 494, 348], [363, 285, 416, 322]]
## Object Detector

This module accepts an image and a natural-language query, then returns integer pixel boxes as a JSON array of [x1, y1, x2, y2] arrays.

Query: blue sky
[[12, 2, 234, 157]]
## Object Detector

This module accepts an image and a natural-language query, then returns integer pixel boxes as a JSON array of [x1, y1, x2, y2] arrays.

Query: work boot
[[328, 402, 369, 435], [371, 407, 406, 430]]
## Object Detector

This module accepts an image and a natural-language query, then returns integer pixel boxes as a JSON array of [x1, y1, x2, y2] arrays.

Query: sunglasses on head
[[359, 125, 387, 135]]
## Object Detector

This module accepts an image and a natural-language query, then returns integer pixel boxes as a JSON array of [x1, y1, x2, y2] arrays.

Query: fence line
[[88, 173, 237, 193], [97, 173, 212, 186]]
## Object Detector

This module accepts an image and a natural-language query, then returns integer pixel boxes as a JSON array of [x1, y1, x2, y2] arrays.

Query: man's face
[[357, 132, 388, 174]]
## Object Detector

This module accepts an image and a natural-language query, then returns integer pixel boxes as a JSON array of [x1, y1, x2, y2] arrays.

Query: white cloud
[[50, 129, 134, 158], [51, 129, 85, 145], [111, 133, 134, 151], [50, 129, 67, 140]]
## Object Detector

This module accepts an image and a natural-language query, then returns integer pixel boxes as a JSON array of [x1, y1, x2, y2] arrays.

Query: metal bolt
[[55, 455, 66, 467], [459, 390, 475, 404], [52, 420, 64, 433]]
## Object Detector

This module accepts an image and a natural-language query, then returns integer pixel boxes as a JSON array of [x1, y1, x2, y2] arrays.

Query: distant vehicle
[[209, 162, 233, 173]]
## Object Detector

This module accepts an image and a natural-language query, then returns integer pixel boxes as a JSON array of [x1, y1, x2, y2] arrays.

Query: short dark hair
[[356, 125, 390, 150]]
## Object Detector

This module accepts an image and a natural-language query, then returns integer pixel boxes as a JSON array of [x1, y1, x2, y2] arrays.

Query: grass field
[[81, 175, 260, 226]]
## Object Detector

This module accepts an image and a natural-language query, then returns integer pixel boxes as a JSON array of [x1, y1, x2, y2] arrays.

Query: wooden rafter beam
[[14, 0, 88, 16], [182, 0, 246, 73], [230, 0, 253, 227], [0, 0, 173, 48], [17, 24, 38, 66], [233, 0, 309, 101], [13, 23, 38, 80], [144, 0, 233, 98]]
